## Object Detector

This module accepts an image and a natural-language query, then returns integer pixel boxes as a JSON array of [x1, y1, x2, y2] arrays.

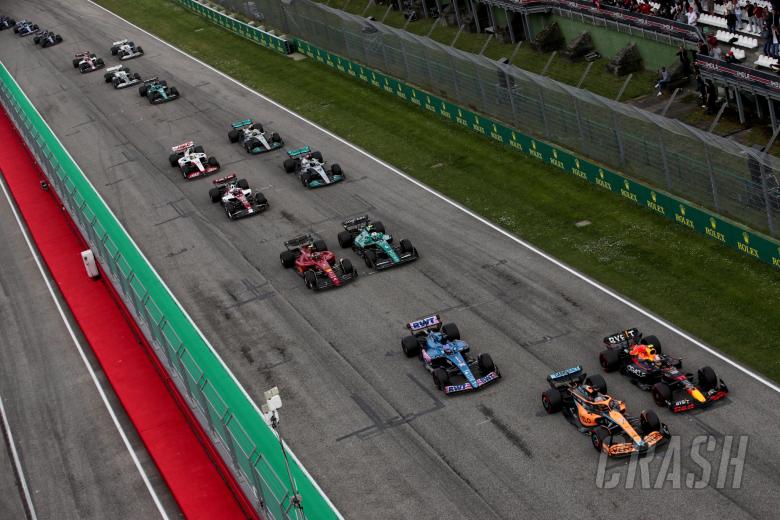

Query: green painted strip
[[292, 37, 780, 270], [174, 0, 292, 55], [0, 62, 340, 520]]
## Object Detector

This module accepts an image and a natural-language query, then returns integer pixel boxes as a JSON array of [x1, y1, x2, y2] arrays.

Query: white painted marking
[[0, 177, 170, 519], [0, 391, 38, 520], [88, 0, 780, 395]]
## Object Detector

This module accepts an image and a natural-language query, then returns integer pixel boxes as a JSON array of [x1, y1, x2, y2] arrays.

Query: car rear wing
[[212, 173, 237, 186], [106, 65, 124, 73], [142, 77, 159, 85], [342, 214, 371, 230], [112, 38, 128, 46], [284, 234, 315, 250], [286, 146, 311, 158], [406, 314, 442, 333], [603, 328, 641, 348], [74, 51, 92, 57], [547, 366, 585, 387], [171, 141, 195, 153], [231, 119, 253, 129]]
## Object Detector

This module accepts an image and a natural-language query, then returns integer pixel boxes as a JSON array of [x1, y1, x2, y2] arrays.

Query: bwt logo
[[595, 435, 748, 490], [410, 316, 439, 330]]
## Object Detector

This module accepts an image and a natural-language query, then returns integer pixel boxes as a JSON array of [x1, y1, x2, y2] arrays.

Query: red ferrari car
[[279, 235, 357, 290]]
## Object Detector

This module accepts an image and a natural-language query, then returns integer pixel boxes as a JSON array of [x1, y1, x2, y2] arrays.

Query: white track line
[[0, 177, 170, 520], [0, 391, 37, 520], [85, 0, 780, 395]]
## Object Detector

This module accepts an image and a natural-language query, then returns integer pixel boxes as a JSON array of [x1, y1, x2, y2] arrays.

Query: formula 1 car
[[138, 78, 179, 104], [33, 30, 62, 47], [279, 235, 357, 290], [542, 366, 670, 457], [0, 16, 15, 30], [110, 39, 144, 60], [227, 119, 283, 154], [169, 141, 220, 179], [402, 314, 500, 394], [73, 52, 105, 73], [103, 65, 141, 89], [14, 21, 39, 36], [598, 329, 728, 413], [337, 215, 419, 270], [208, 174, 268, 220], [283, 147, 344, 189]]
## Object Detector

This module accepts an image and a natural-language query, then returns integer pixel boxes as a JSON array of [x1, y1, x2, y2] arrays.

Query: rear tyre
[[337, 231, 353, 248], [642, 335, 662, 354], [592, 426, 611, 453], [313, 239, 327, 252], [478, 353, 495, 375], [402, 335, 421, 357], [304, 270, 317, 290], [283, 158, 297, 173], [208, 188, 222, 203], [585, 374, 607, 394], [280, 251, 296, 268], [432, 368, 450, 390], [228, 129, 239, 143], [441, 322, 460, 341], [651, 382, 672, 407], [168, 154, 179, 167], [311, 151, 324, 163], [599, 348, 621, 372], [542, 388, 562, 414], [237, 179, 250, 190], [698, 366, 718, 391], [640, 409, 661, 435]]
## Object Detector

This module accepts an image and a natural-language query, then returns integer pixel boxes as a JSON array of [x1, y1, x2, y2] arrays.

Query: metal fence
[[0, 65, 305, 520], [211, 0, 779, 236]]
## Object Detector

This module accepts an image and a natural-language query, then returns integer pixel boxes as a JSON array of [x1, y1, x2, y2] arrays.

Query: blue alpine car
[[402, 314, 500, 394]]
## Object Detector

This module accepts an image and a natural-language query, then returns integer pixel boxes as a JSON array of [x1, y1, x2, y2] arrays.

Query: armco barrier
[[291, 38, 780, 269], [176, 0, 292, 54], [0, 61, 340, 520]]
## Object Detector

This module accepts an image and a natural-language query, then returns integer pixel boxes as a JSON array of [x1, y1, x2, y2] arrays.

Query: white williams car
[[110, 39, 144, 60]]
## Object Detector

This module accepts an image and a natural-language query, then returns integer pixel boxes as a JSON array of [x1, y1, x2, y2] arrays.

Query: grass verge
[[95, 0, 780, 383]]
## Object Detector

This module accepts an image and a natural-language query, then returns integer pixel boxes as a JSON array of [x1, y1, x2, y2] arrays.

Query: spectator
[[698, 39, 710, 56], [707, 32, 718, 50], [725, 49, 739, 63], [712, 44, 723, 60], [748, 2, 758, 33], [688, 5, 699, 24], [695, 68, 707, 107], [655, 66, 671, 96], [726, 8, 737, 33], [735, 3, 743, 30], [677, 45, 692, 75], [640, 0, 652, 14], [755, 3, 765, 30], [773, 25, 780, 56], [705, 80, 718, 114], [725, 0, 735, 16]]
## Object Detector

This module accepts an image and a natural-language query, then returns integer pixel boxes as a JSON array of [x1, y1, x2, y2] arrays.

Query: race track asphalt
[[0, 176, 179, 519], [0, 1, 778, 517]]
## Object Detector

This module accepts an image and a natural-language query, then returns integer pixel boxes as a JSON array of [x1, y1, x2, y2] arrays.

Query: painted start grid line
[[0, 100, 251, 519]]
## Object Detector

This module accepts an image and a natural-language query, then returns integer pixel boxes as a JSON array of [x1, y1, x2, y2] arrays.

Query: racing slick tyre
[[585, 374, 607, 394], [95, 58, 104, 66], [402, 335, 421, 357], [79, 63, 89, 73], [640, 409, 661, 435], [237, 178, 250, 190], [591, 426, 611, 453], [337, 230, 353, 248], [139, 84, 148, 97], [340, 258, 354, 274], [137, 46, 144, 54], [168, 154, 179, 167], [149, 92, 161, 104], [370, 221, 385, 234], [432, 368, 450, 391], [311, 151, 324, 163], [169, 87, 179, 98], [400, 239, 414, 254], [271, 132, 282, 143], [331, 164, 343, 177], [300, 171, 312, 187], [313, 239, 328, 252], [253, 192, 267, 205], [698, 366, 718, 391], [280, 251, 296, 268], [642, 335, 662, 354], [207, 157, 219, 168], [208, 188, 222, 203], [228, 129, 239, 143], [33, 36, 40, 44], [478, 353, 495, 375], [363, 250, 377, 269], [283, 158, 297, 173], [442, 323, 460, 341], [250, 123, 264, 132], [651, 382, 672, 407], [599, 348, 621, 372], [542, 388, 562, 414], [72, 58, 80, 67], [193, 145, 205, 154], [112, 78, 121, 88], [111, 45, 118, 55], [304, 270, 317, 290], [133, 72, 141, 80]]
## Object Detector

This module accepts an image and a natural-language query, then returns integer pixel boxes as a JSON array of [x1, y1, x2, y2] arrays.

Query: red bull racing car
[[598, 328, 728, 413]]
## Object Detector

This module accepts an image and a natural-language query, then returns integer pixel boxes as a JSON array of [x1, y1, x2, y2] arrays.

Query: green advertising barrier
[[293, 39, 780, 270], [175, 0, 292, 54], [0, 62, 340, 520]]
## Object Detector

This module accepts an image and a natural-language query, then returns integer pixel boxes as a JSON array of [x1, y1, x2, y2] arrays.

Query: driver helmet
[[583, 385, 599, 399], [630, 344, 658, 363]]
